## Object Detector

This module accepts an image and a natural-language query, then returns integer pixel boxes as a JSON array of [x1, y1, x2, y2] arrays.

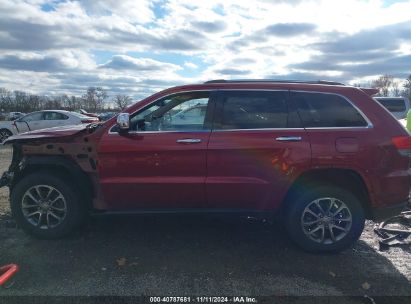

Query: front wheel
[[10, 172, 86, 239], [285, 185, 365, 253]]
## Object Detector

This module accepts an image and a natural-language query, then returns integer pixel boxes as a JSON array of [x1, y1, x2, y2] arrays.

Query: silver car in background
[[374, 97, 410, 120]]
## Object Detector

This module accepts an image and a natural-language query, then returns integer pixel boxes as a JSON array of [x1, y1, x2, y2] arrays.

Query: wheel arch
[[282, 168, 373, 218], [12, 155, 94, 209]]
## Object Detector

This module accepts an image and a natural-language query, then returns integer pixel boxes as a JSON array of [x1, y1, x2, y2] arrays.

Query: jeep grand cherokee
[[1, 80, 410, 253]]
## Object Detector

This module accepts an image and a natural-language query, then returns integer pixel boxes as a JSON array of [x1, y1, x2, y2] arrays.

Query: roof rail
[[204, 79, 345, 86]]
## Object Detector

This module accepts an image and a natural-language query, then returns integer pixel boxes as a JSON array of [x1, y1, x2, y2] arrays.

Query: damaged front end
[[0, 123, 107, 209]]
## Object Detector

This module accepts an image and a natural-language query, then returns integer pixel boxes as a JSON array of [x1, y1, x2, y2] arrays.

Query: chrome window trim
[[290, 90, 373, 129], [108, 89, 213, 135], [213, 128, 305, 132], [108, 88, 373, 134], [109, 130, 212, 135]]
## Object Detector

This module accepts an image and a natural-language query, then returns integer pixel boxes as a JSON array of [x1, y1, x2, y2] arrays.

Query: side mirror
[[116, 113, 130, 131]]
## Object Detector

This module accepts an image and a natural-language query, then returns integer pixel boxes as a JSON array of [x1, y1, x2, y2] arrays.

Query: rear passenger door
[[206, 90, 312, 211]]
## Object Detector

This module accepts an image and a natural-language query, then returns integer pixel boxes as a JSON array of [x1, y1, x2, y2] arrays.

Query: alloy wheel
[[300, 197, 352, 245], [21, 185, 67, 229]]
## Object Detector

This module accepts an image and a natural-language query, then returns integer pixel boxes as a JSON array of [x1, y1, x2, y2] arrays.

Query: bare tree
[[82, 87, 108, 112], [62, 95, 82, 111], [0, 86, 136, 115], [0, 88, 13, 111], [371, 74, 394, 97], [113, 94, 132, 110], [391, 81, 401, 97], [403, 74, 411, 100]]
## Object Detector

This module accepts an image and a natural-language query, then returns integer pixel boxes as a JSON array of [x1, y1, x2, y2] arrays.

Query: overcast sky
[[0, 0, 410, 99]]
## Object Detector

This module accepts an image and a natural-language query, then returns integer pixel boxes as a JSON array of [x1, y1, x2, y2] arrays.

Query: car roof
[[41, 110, 71, 113], [203, 79, 346, 85]]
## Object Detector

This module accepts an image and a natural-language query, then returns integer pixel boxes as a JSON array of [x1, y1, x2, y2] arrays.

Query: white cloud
[[99, 55, 182, 74], [183, 62, 198, 69], [0, 0, 409, 98], [79, 0, 155, 24]]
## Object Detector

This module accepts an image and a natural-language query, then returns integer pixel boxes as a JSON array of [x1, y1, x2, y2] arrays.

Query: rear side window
[[44, 112, 69, 120], [375, 98, 406, 112], [219, 91, 290, 129], [292, 92, 368, 128]]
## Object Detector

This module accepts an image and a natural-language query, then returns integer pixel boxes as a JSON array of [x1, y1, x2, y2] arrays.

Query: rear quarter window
[[291, 92, 368, 128]]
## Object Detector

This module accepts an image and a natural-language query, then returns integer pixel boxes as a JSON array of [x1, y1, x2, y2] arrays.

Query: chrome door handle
[[275, 136, 302, 142], [176, 138, 202, 144]]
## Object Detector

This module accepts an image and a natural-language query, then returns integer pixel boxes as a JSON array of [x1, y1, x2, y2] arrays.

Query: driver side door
[[97, 91, 216, 210]]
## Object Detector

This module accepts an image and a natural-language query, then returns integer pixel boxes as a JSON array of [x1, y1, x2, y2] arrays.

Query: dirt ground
[[0, 145, 410, 302]]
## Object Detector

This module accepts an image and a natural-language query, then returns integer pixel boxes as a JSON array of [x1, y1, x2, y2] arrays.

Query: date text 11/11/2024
[[149, 296, 258, 303]]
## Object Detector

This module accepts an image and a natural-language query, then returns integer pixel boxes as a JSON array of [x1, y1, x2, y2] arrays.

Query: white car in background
[[8, 112, 25, 120], [0, 110, 99, 142], [374, 97, 410, 120]]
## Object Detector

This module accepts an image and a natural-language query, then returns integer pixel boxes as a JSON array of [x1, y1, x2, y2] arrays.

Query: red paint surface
[[7, 82, 411, 211]]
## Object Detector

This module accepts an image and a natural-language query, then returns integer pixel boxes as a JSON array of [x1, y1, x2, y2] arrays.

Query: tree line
[[355, 74, 411, 99], [0, 87, 132, 114], [1, 74, 410, 114]]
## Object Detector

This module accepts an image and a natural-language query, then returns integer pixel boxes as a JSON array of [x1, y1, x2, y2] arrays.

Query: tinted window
[[292, 92, 367, 128], [44, 112, 69, 120], [376, 98, 406, 112], [20, 112, 43, 122], [220, 91, 289, 129]]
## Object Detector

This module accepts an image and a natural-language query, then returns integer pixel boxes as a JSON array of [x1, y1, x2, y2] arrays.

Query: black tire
[[10, 172, 86, 239], [285, 185, 365, 253], [0, 128, 12, 143]]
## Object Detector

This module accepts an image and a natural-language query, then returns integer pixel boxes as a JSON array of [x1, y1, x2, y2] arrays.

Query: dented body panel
[[1, 123, 108, 209]]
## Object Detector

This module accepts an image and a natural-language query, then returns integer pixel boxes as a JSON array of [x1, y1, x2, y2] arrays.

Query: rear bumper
[[371, 201, 408, 222]]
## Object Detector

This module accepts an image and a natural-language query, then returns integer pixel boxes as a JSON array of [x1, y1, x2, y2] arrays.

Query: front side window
[[128, 91, 210, 132], [292, 92, 368, 128], [219, 91, 289, 129]]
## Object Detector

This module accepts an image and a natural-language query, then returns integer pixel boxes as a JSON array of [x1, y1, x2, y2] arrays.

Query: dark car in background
[[1, 80, 410, 253], [98, 112, 117, 121]]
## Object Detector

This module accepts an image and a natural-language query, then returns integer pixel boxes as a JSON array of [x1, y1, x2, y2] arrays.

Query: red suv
[[1, 80, 410, 252]]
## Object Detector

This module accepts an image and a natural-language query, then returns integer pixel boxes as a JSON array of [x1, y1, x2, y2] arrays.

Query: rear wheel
[[285, 185, 365, 253], [0, 129, 12, 143], [10, 172, 86, 239]]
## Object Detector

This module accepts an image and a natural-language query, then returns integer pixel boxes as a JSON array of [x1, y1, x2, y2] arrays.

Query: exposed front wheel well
[[11, 160, 94, 210], [282, 169, 372, 218]]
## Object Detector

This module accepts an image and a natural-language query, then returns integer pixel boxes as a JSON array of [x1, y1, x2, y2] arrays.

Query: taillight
[[392, 136, 411, 156]]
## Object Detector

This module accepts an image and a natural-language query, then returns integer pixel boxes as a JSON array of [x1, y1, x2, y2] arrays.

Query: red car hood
[[3, 124, 88, 144]]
